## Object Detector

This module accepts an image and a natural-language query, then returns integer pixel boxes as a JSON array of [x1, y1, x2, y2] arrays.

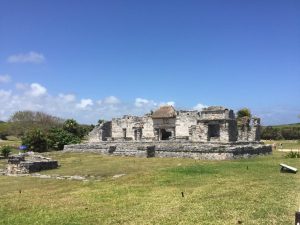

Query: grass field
[[0, 139, 22, 155], [263, 140, 300, 150], [1, 151, 300, 225]]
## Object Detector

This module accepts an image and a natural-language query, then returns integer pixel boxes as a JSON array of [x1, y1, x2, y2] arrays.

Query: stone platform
[[5, 153, 59, 175], [64, 141, 272, 160]]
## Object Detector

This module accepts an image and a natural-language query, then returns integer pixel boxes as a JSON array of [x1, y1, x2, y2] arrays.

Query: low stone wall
[[64, 141, 272, 160], [6, 154, 59, 175]]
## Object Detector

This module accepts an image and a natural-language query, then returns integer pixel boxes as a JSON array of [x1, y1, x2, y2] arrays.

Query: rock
[[38, 175, 51, 179], [113, 174, 126, 179], [68, 175, 86, 181]]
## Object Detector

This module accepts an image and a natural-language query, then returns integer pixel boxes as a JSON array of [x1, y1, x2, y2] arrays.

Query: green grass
[[0, 139, 22, 155], [1, 152, 300, 224], [263, 140, 300, 150]]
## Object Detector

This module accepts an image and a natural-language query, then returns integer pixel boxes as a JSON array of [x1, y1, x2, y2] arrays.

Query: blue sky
[[0, 0, 299, 125]]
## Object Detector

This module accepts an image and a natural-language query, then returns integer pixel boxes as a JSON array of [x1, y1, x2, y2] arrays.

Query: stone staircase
[[112, 148, 146, 157]]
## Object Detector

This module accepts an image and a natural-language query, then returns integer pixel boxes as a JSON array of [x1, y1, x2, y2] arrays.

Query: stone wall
[[64, 141, 272, 160], [89, 121, 112, 142], [141, 116, 155, 140], [175, 111, 199, 139], [111, 116, 141, 140], [90, 106, 261, 143], [6, 154, 58, 175], [237, 117, 261, 142]]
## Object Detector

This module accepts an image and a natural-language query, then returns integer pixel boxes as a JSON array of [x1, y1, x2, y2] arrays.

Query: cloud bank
[[0, 77, 297, 125], [0, 80, 180, 124]]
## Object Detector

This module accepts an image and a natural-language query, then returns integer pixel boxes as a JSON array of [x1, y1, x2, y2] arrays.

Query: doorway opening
[[161, 129, 172, 140], [208, 124, 220, 141], [122, 128, 127, 138]]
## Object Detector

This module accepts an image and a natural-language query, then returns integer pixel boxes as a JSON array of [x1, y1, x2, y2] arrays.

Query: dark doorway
[[147, 146, 155, 158], [208, 124, 220, 140], [134, 130, 137, 140], [122, 128, 127, 138], [161, 129, 172, 140]]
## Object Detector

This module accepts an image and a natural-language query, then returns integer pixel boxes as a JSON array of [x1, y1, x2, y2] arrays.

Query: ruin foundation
[[5, 153, 58, 175], [64, 141, 272, 160]]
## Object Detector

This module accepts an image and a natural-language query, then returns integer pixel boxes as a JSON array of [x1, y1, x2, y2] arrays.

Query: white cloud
[[0, 78, 300, 125], [103, 96, 120, 105], [135, 98, 157, 108], [0, 75, 11, 83], [76, 99, 94, 109], [7, 51, 45, 64], [59, 94, 76, 102], [193, 103, 208, 111], [159, 101, 175, 107], [166, 101, 175, 106], [27, 83, 47, 97], [1, 79, 296, 125]]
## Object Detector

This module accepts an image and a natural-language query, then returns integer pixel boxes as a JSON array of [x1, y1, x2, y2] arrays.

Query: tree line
[[261, 125, 300, 140], [0, 111, 94, 152]]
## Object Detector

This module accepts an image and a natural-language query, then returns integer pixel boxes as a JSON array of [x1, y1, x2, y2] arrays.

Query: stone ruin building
[[65, 106, 272, 160], [88, 106, 261, 143]]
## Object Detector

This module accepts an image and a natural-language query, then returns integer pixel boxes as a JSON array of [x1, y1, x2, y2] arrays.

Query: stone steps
[[113, 148, 145, 157]]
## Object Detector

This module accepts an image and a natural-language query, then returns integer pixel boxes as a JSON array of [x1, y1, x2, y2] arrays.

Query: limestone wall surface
[[175, 111, 199, 138], [141, 116, 155, 139], [64, 141, 272, 160]]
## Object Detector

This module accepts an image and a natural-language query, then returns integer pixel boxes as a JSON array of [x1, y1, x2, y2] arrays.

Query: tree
[[9, 111, 64, 137], [0, 122, 12, 140], [47, 128, 81, 150], [98, 119, 105, 125], [63, 119, 86, 138], [21, 129, 48, 152], [261, 126, 283, 140], [237, 108, 251, 119], [63, 119, 79, 134]]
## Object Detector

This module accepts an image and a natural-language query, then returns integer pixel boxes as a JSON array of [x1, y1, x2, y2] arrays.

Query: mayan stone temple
[[64, 106, 272, 160]]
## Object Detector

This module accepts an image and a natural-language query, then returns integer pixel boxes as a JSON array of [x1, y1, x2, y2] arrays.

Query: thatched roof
[[152, 106, 176, 119], [202, 106, 227, 112]]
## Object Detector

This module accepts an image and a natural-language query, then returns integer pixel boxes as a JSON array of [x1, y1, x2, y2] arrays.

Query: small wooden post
[[295, 211, 300, 225]]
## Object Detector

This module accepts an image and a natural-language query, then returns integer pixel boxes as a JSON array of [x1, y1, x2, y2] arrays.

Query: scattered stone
[[113, 174, 126, 179], [38, 175, 52, 179], [68, 175, 87, 181]]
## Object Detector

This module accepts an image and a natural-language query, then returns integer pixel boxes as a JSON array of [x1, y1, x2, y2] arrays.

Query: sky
[[0, 0, 299, 125]]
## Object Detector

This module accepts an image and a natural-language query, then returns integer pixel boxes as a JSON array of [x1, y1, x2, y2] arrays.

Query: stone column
[[154, 129, 159, 141], [171, 129, 175, 139]]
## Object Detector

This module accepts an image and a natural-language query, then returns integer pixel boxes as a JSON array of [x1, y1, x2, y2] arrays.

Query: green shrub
[[63, 119, 86, 138], [237, 108, 251, 118], [285, 151, 300, 158], [21, 129, 48, 152], [261, 126, 283, 140], [0, 146, 12, 158], [48, 128, 81, 150]]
